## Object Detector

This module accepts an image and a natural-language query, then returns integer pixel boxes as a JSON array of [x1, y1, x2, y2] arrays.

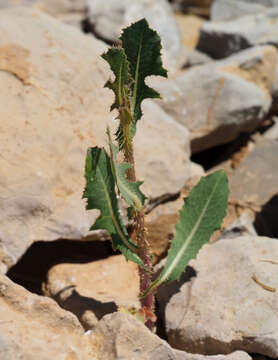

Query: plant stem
[[135, 209, 154, 330], [122, 123, 154, 330]]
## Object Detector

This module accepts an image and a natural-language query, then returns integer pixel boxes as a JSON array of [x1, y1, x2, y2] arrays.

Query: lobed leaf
[[107, 128, 147, 211], [101, 47, 132, 112], [83, 147, 146, 268], [142, 170, 229, 296], [121, 18, 168, 124]]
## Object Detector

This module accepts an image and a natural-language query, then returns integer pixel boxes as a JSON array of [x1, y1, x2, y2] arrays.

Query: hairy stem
[[135, 209, 154, 330], [121, 114, 154, 330]]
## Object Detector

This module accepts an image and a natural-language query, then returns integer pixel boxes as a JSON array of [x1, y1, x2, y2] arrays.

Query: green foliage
[[83, 18, 229, 314], [101, 48, 132, 113], [102, 18, 167, 150], [142, 170, 229, 297], [107, 128, 146, 211], [83, 147, 146, 269], [120, 18, 168, 123]]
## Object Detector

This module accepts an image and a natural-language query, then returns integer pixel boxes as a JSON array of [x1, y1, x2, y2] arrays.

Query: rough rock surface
[[183, 48, 212, 68], [151, 45, 277, 153], [272, 64, 278, 113], [175, 14, 204, 49], [0, 274, 96, 360], [163, 236, 278, 358], [0, 275, 252, 360], [0, 7, 191, 270], [86, 0, 183, 72], [198, 7, 278, 59], [0, 0, 87, 26], [91, 312, 179, 359], [264, 117, 278, 140], [170, 0, 212, 15], [174, 350, 252, 360], [44, 255, 140, 330], [228, 138, 278, 238], [90, 312, 252, 360], [211, 0, 275, 22]]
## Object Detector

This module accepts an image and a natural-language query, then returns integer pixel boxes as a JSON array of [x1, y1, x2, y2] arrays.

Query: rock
[[198, 7, 278, 59], [151, 45, 277, 153], [0, 0, 87, 27], [228, 138, 278, 237], [0, 274, 96, 359], [91, 312, 251, 360], [90, 312, 181, 359], [0, 7, 191, 270], [211, 0, 269, 22], [133, 100, 191, 198], [218, 212, 257, 240], [86, 0, 183, 72], [264, 117, 278, 139], [163, 235, 278, 358], [175, 14, 205, 49], [183, 48, 212, 68], [174, 350, 252, 360], [43, 255, 140, 330], [271, 64, 278, 113], [170, 0, 212, 17], [0, 273, 253, 359]]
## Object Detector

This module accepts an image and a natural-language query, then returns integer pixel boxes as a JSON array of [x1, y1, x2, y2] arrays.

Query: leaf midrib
[[154, 175, 222, 289], [98, 166, 138, 254], [132, 33, 143, 115]]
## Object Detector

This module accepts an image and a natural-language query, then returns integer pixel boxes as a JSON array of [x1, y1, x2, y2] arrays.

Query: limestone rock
[[86, 0, 183, 72], [211, 0, 272, 22], [44, 255, 140, 330], [174, 350, 252, 360], [151, 46, 277, 153], [271, 64, 278, 113], [183, 48, 212, 68], [228, 139, 278, 238], [170, 0, 212, 16], [0, 7, 191, 269], [175, 14, 204, 49], [0, 273, 252, 360], [90, 312, 180, 360], [0, 274, 96, 359], [91, 312, 252, 359], [198, 7, 278, 59], [218, 212, 257, 240], [264, 117, 278, 140], [0, 0, 87, 26], [163, 236, 278, 358]]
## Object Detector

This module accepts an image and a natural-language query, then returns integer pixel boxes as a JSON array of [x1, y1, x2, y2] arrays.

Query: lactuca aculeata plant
[[83, 18, 229, 330]]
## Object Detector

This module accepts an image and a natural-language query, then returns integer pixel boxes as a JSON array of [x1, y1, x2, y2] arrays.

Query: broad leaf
[[121, 18, 168, 123], [107, 128, 146, 211], [101, 47, 132, 112], [142, 170, 229, 296], [83, 147, 146, 268]]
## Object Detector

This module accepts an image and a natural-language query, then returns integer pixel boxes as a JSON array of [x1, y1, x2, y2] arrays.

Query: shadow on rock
[[156, 265, 196, 340], [254, 194, 278, 238], [7, 239, 115, 295], [52, 285, 117, 330]]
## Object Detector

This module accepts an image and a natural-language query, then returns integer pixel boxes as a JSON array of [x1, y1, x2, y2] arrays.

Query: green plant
[[83, 18, 229, 330]]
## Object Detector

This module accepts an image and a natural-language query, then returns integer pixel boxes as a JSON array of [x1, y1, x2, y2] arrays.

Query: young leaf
[[142, 170, 229, 296], [107, 128, 146, 211], [102, 47, 133, 150], [83, 147, 146, 268], [101, 47, 132, 112], [120, 18, 168, 124]]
